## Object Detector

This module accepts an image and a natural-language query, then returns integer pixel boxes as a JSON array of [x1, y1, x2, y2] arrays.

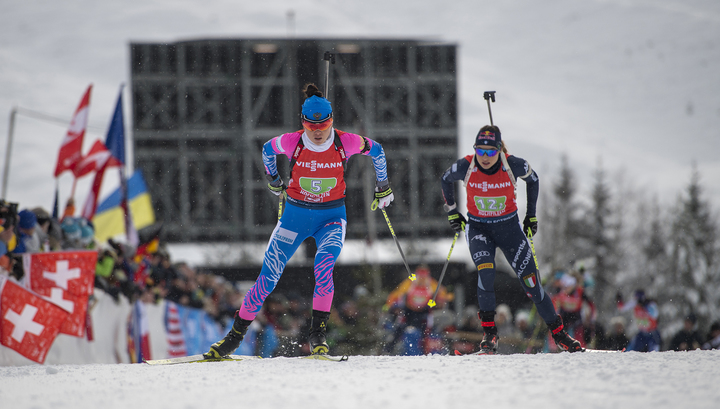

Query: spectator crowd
[[2, 198, 720, 359]]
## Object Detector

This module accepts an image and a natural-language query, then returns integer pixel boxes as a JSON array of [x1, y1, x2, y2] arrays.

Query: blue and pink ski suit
[[237, 129, 388, 320]]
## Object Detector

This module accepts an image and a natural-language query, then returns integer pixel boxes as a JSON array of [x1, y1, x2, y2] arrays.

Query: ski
[[454, 349, 496, 356], [301, 354, 349, 362], [144, 354, 261, 365], [144, 354, 348, 365], [454, 348, 626, 355], [583, 348, 624, 353]]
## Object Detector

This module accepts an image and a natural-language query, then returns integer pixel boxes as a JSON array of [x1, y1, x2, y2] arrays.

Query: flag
[[104, 85, 138, 246], [23, 251, 98, 337], [73, 140, 120, 179], [165, 301, 187, 358], [31, 287, 89, 337], [92, 170, 156, 243], [80, 159, 112, 220], [127, 299, 151, 363], [105, 87, 126, 166], [135, 222, 162, 261], [54, 85, 92, 177], [0, 276, 69, 364]]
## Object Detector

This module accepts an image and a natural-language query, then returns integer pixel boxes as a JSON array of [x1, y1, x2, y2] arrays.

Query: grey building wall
[[131, 38, 457, 242]]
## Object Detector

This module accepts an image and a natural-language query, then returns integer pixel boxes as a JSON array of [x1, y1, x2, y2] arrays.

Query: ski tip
[[454, 350, 462, 356], [305, 354, 349, 362]]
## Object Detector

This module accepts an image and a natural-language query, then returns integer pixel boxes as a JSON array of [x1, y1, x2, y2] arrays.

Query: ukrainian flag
[[93, 170, 155, 243]]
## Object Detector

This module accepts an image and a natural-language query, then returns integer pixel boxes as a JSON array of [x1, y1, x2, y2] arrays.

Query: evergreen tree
[[587, 160, 621, 315], [622, 197, 671, 320], [538, 155, 589, 274], [668, 166, 719, 330]]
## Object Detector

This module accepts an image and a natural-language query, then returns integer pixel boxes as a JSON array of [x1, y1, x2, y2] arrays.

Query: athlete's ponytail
[[303, 83, 324, 99]]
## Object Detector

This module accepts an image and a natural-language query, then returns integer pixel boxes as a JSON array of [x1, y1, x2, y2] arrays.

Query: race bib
[[299, 177, 337, 195], [473, 196, 507, 212]]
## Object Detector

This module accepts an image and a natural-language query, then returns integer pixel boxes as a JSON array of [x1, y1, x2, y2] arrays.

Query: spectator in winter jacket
[[604, 316, 630, 351], [12, 209, 41, 254], [668, 314, 703, 351], [702, 322, 720, 350], [617, 289, 661, 352]]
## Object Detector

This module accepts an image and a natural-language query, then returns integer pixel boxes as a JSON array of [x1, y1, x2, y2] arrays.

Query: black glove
[[447, 208, 467, 233], [523, 215, 538, 236], [265, 174, 286, 196]]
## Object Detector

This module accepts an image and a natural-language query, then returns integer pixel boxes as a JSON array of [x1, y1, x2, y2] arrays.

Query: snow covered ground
[[1, 350, 719, 409]]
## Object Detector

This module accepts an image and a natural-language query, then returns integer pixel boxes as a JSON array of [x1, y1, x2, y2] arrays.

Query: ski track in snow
[[1, 351, 719, 409]]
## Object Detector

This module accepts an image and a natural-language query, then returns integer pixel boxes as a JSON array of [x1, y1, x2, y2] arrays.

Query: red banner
[[24, 251, 97, 296], [32, 287, 89, 337], [0, 277, 69, 364], [23, 251, 97, 338], [54, 84, 92, 177]]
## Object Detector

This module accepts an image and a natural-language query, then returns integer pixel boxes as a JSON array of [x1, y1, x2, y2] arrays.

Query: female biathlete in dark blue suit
[[441, 125, 582, 354]]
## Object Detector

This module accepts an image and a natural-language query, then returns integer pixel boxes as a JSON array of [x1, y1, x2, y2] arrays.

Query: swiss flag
[[24, 251, 97, 296], [32, 287, 89, 337], [0, 277, 69, 364], [54, 84, 92, 177], [23, 251, 98, 337]]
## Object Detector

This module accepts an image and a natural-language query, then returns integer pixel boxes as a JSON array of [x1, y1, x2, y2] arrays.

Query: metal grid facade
[[130, 39, 457, 242]]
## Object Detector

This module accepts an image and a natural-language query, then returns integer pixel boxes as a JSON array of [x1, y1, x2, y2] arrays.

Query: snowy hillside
[[2, 351, 719, 409]]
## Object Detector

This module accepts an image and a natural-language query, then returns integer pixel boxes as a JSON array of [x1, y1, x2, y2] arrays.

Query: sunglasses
[[475, 147, 499, 157], [302, 118, 333, 131]]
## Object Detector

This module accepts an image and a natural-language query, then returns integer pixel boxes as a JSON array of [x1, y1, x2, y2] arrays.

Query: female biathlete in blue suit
[[205, 84, 394, 358], [441, 125, 582, 354]]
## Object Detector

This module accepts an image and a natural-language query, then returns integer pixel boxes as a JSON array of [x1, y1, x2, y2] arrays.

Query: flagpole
[[1, 107, 17, 200], [70, 177, 77, 199]]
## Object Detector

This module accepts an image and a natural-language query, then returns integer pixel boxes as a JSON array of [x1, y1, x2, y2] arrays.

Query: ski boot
[[480, 330, 499, 354], [549, 316, 584, 352], [478, 310, 499, 354], [308, 310, 331, 355], [203, 314, 252, 359]]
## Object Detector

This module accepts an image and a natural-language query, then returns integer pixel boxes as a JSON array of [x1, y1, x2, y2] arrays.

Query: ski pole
[[323, 51, 335, 96], [527, 227, 540, 270], [483, 91, 496, 126], [277, 191, 286, 221], [427, 232, 459, 308], [372, 199, 416, 281]]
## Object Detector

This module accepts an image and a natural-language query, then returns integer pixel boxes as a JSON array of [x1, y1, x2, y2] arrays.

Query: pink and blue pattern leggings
[[238, 202, 346, 320]]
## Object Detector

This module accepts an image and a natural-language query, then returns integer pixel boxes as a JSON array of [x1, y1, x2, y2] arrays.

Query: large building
[[131, 38, 458, 243]]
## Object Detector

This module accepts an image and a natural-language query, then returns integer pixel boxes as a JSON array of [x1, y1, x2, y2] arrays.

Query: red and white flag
[[76, 139, 122, 220], [1, 276, 69, 364], [73, 139, 120, 179], [54, 84, 92, 178], [165, 302, 187, 358], [81, 160, 111, 220], [32, 287, 89, 337], [24, 251, 97, 296], [23, 251, 98, 337]]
